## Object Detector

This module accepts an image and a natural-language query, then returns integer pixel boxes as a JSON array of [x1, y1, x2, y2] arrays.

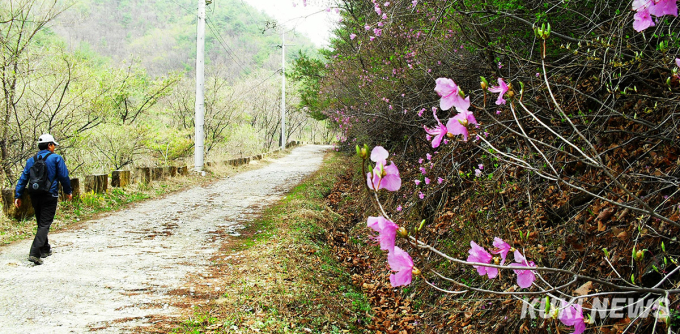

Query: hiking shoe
[[41, 250, 52, 258], [28, 256, 43, 265]]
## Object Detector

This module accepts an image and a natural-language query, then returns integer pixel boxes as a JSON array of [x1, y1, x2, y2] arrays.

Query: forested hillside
[[294, 0, 680, 332], [51, 0, 318, 76], [0, 0, 330, 189]]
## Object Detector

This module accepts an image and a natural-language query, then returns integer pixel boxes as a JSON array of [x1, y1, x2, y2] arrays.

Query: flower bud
[[412, 267, 421, 276], [355, 145, 361, 156], [506, 91, 515, 100], [635, 250, 644, 261], [397, 227, 408, 238], [458, 88, 465, 98], [480, 76, 489, 90], [360, 147, 368, 159], [458, 119, 469, 127]]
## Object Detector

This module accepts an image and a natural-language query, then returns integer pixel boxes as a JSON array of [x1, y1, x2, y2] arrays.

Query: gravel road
[[0, 145, 331, 333]]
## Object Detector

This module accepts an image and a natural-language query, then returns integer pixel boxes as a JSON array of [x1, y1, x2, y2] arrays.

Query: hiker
[[14, 134, 73, 265]]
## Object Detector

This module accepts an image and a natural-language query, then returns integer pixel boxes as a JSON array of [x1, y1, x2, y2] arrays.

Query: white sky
[[240, 0, 339, 47]]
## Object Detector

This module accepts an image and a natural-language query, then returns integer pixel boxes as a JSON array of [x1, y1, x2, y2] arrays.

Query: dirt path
[[0, 145, 331, 333]]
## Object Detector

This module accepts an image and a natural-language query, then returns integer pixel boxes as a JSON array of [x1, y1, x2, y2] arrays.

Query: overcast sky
[[240, 0, 339, 47]]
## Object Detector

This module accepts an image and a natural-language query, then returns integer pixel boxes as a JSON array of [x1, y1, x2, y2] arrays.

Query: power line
[[204, 17, 249, 73]]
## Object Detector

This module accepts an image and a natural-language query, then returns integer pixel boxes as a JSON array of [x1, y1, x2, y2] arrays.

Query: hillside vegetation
[[291, 0, 680, 332]]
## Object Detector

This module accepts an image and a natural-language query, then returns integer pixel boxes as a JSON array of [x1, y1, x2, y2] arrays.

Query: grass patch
[[167, 152, 372, 334]]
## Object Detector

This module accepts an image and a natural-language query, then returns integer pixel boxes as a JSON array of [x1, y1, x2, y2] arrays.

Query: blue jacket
[[15, 150, 73, 198]]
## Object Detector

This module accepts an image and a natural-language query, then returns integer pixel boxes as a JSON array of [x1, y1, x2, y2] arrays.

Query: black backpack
[[27, 153, 53, 195]]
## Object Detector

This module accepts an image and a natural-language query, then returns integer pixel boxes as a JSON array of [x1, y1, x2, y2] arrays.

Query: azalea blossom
[[388, 246, 414, 287], [434, 78, 470, 112], [396, 205, 402, 212], [510, 250, 536, 288], [488, 78, 510, 105], [446, 109, 478, 141], [424, 177, 430, 184], [676, 58, 680, 68], [437, 177, 444, 184], [648, 0, 678, 17], [414, 179, 421, 185], [474, 169, 482, 177], [423, 109, 448, 148], [558, 300, 587, 334], [633, 7, 656, 31], [467, 241, 498, 278], [418, 192, 425, 199], [350, 33, 357, 40], [367, 216, 399, 252], [367, 146, 401, 191], [491, 237, 511, 265]]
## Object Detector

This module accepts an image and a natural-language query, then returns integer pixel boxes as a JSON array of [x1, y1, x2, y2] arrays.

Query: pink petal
[[388, 246, 413, 271], [676, 58, 680, 67], [633, 8, 656, 32], [380, 174, 401, 191], [649, 0, 678, 17], [370, 146, 389, 162], [389, 268, 412, 287]]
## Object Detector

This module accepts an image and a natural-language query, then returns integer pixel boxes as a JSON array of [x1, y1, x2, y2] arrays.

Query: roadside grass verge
[[0, 150, 289, 245], [169, 152, 372, 334]]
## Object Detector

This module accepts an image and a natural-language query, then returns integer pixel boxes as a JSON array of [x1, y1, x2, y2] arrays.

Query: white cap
[[38, 134, 59, 146]]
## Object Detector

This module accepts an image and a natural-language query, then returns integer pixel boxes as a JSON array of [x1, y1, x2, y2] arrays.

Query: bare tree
[[0, 0, 68, 187]]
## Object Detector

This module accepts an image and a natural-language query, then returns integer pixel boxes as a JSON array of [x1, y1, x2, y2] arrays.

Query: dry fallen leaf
[[574, 281, 593, 296]]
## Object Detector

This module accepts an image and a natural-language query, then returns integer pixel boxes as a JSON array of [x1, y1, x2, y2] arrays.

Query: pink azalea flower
[[418, 192, 424, 199], [396, 205, 402, 212], [675, 58, 680, 68], [367, 216, 398, 252], [419, 167, 426, 174], [474, 169, 482, 177], [510, 250, 536, 288], [350, 33, 357, 40], [434, 78, 470, 112], [388, 246, 413, 287], [558, 300, 587, 334], [426, 153, 432, 160], [369, 36, 375, 41], [437, 177, 444, 184], [367, 146, 401, 191], [414, 179, 421, 185], [424, 177, 430, 184], [648, 0, 678, 17], [488, 78, 509, 105], [633, 7, 656, 31], [478, 164, 484, 170], [365, 25, 371, 31], [418, 158, 424, 164], [491, 237, 511, 265], [467, 241, 498, 278], [446, 109, 478, 141], [423, 109, 448, 148], [496, 110, 501, 115]]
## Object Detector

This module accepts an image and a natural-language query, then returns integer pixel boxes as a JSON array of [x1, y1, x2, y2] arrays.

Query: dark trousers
[[28, 194, 58, 258]]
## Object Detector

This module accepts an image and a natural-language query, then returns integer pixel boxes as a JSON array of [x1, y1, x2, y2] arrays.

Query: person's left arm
[[56, 156, 73, 199]]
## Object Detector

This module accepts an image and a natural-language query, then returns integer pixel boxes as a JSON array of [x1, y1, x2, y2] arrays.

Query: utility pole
[[194, 0, 206, 171], [280, 30, 286, 150]]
